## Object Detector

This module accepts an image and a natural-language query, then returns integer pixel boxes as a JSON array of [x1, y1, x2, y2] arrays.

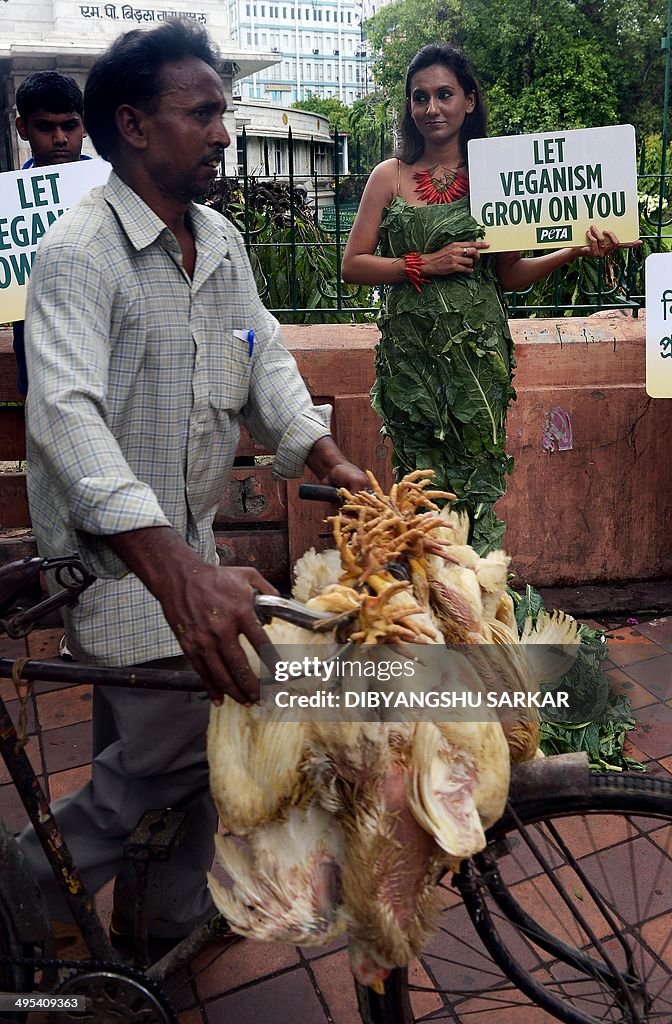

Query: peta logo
[[536, 225, 573, 243]]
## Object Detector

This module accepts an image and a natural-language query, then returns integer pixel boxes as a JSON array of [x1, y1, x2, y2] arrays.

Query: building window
[[247, 31, 252, 44], [273, 142, 285, 175], [313, 141, 328, 174], [347, 11, 351, 22], [246, 3, 250, 13]]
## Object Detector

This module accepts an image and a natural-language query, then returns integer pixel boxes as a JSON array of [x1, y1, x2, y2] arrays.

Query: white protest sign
[[0, 158, 111, 322], [645, 253, 672, 397], [468, 125, 639, 252]]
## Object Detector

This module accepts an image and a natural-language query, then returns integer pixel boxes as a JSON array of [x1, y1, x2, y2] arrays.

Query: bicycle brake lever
[[0, 556, 96, 639], [298, 483, 342, 504], [254, 593, 343, 631]]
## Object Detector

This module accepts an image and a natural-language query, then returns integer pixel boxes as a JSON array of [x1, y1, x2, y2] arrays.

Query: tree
[[348, 92, 392, 173], [363, 0, 665, 142], [291, 96, 351, 134]]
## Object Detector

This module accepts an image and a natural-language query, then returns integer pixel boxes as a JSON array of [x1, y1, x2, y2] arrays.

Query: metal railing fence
[[213, 87, 672, 322]]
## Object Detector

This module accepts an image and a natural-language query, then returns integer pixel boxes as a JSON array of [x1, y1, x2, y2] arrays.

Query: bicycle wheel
[[356, 771, 672, 1023], [0, 822, 54, 1023]]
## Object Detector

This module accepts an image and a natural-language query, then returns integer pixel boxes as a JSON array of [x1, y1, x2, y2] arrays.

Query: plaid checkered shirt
[[24, 171, 331, 666]]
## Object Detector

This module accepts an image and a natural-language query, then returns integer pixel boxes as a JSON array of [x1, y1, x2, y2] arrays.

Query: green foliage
[[291, 96, 351, 133], [363, 0, 667, 143], [507, 208, 658, 315], [204, 176, 370, 324], [372, 200, 515, 553], [348, 92, 393, 174], [511, 586, 644, 771]]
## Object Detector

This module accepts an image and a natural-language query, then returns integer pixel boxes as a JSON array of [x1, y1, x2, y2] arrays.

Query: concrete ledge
[[2, 312, 668, 588]]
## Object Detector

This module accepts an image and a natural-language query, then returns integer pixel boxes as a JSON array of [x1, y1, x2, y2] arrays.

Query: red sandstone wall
[[1, 314, 669, 587]]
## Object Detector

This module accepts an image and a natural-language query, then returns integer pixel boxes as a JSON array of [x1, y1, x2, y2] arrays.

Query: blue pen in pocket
[[234, 329, 255, 357]]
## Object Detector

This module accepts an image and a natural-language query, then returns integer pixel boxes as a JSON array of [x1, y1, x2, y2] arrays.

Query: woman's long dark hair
[[397, 45, 487, 165]]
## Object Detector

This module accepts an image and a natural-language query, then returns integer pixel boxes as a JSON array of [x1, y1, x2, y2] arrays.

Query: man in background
[[13, 71, 89, 394]]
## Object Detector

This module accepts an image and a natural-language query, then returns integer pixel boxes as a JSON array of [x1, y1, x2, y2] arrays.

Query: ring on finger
[[462, 247, 469, 258]]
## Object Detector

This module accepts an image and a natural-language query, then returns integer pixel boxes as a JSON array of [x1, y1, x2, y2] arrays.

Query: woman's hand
[[574, 224, 641, 259], [423, 239, 490, 276]]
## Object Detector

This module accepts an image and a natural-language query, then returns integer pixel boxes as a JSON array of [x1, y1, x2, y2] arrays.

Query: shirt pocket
[[208, 333, 253, 416]]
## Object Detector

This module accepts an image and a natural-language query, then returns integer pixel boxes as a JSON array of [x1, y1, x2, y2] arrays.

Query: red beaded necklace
[[413, 163, 469, 204]]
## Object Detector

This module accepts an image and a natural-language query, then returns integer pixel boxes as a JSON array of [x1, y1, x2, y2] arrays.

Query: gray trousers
[[18, 656, 217, 938]]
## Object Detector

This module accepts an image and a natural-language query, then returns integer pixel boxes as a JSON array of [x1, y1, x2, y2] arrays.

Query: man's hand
[[306, 436, 369, 493], [159, 562, 277, 706], [107, 527, 277, 705]]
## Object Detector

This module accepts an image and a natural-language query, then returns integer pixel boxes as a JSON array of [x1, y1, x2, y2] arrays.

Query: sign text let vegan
[[468, 125, 639, 252]]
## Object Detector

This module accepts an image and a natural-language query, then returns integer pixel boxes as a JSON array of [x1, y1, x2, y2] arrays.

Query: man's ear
[[115, 104, 148, 150], [15, 115, 29, 142]]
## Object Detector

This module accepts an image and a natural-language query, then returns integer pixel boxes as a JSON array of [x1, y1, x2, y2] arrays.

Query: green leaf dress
[[372, 195, 516, 554]]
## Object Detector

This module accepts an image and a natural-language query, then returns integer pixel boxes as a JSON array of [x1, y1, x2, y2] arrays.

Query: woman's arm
[[341, 160, 409, 285], [495, 226, 640, 292]]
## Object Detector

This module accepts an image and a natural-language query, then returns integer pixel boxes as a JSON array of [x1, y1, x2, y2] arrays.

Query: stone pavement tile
[[0, 732, 43, 786], [454, 988, 559, 1022], [308, 948, 361, 1024], [193, 937, 300, 1001], [603, 631, 665, 668], [27, 628, 63, 659], [405, 959, 446, 1019], [0, 634, 28, 661], [178, 1012, 202, 1024], [204, 967, 328, 1024], [618, 653, 672, 701], [301, 934, 348, 960], [641, 911, 672, 970], [48, 762, 92, 802], [606, 667, 659, 709], [37, 684, 93, 730], [629, 703, 672, 760], [635, 616, 672, 644], [2, 695, 37, 735], [423, 902, 511, 993], [0, 777, 45, 833], [41, 720, 92, 774], [581, 833, 672, 920], [623, 737, 649, 764], [551, 809, 639, 860]]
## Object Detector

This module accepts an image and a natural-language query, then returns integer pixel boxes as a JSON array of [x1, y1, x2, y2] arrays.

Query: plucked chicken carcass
[[207, 470, 579, 990]]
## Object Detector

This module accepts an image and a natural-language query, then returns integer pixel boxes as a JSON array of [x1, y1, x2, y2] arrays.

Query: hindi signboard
[[467, 125, 639, 252], [0, 158, 111, 322], [645, 253, 672, 398]]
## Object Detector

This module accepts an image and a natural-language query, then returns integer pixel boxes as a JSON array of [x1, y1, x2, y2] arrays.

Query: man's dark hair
[[397, 44, 487, 165], [16, 71, 84, 119], [84, 18, 220, 162]]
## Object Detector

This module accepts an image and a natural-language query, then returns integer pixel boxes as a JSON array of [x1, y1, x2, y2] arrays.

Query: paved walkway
[[1, 614, 672, 1023]]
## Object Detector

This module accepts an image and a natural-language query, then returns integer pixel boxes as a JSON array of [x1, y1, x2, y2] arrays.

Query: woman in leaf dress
[[342, 44, 630, 553]]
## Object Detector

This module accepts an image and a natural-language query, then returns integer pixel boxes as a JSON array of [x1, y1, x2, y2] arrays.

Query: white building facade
[[226, 0, 376, 106], [0, 0, 279, 174]]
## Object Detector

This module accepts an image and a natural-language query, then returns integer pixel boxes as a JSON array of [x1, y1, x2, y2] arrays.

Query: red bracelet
[[404, 252, 430, 293]]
